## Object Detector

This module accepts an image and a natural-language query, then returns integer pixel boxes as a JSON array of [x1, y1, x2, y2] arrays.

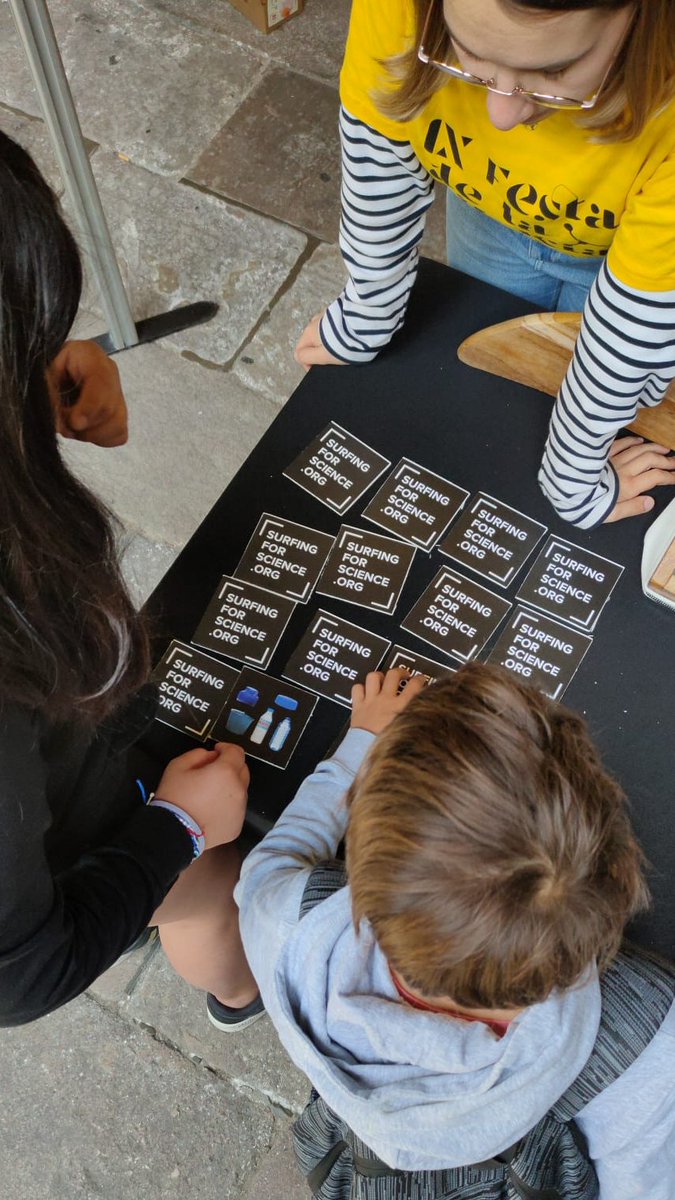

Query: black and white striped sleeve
[[538, 261, 675, 529], [319, 105, 435, 364]]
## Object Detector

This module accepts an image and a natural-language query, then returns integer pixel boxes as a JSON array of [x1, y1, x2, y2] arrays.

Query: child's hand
[[351, 668, 427, 734], [605, 436, 675, 522], [156, 743, 250, 849], [294, 312, 344, 370]]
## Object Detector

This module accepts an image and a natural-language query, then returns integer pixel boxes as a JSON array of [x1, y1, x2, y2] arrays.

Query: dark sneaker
[[206, 992, 265, 1033]]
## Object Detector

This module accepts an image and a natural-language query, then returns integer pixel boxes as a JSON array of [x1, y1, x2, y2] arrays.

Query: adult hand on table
[[156, 743, 250, 850], [351, 668, 427, 735], [295, 312, 344, 370], [605, 436, 675, 522], [47, 339, 128, 447]]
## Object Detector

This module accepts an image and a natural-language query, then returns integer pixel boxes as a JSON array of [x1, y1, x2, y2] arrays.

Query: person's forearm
[[539, 263, 675, 528], [242, 729, 373, 884], [320, 107, 434, 363], [236, 728, 373, 933]]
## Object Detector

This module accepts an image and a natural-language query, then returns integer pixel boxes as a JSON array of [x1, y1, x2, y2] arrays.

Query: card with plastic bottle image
[[211, 667, 317, 769]]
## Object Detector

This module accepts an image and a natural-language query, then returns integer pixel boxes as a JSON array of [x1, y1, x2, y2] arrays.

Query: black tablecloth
[[143, 259, 674, 957]]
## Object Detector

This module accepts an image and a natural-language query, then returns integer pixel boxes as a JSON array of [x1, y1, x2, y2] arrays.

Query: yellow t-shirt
[[340, 0, 675, 291]]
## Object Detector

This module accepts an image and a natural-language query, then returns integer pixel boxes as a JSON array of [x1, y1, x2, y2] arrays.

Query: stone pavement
[[0, 1, 446, 1194]]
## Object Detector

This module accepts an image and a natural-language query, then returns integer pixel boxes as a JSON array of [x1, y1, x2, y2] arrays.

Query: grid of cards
[[152, 423, 624, 766]]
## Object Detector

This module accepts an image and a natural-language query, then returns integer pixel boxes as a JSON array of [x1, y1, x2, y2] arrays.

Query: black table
[[143, 258, 674, 958]]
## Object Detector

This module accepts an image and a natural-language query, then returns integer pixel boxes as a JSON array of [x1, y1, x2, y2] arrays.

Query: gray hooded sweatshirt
[[236, 729, 675, 1199]]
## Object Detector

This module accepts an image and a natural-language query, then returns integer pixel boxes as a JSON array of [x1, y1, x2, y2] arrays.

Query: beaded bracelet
[[147, 797, 206, 860]]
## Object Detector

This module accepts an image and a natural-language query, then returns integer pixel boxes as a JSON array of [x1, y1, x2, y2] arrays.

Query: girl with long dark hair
[[0, 131, 261, 1032], [296, 0, 675, 529]]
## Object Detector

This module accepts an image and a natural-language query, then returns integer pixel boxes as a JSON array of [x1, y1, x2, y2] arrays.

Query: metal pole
[[9, 0, 138, 350]]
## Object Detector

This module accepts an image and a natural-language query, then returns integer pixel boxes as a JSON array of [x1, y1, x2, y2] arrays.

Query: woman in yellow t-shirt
[[296, 0, 675, 528]]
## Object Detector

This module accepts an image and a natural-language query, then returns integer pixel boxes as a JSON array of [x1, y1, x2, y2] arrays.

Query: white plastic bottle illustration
[[250, 707, 274, 745], [269, 717, 292, 752]]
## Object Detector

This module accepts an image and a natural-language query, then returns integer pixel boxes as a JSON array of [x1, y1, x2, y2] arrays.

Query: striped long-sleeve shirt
[[320, 107, 675, 530]]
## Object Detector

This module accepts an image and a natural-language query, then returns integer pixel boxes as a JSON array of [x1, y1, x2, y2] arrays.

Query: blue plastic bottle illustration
[[249, 706, 274, 745], [269, 716, 292, 752], [225, 708, 255, 736]]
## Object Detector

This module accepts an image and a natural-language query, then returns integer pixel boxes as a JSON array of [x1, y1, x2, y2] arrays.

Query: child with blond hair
[[236, 665, 675, 1198]]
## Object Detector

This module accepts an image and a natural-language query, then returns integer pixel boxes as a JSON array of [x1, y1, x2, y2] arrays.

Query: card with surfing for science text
[[284, 422, 390, 514], [211, 668, 317, 770], [283, 610, 391, 707], [234, 514, 334, 604]]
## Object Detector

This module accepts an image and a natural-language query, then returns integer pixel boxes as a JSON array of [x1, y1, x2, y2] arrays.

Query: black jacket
[[0, 687, 192, 1026]]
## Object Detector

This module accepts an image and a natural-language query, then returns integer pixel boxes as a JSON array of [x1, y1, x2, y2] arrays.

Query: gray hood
[[273, 886, 601, 1171]]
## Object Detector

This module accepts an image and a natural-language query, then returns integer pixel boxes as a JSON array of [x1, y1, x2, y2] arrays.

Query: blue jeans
[[445, 188, 603, 311]]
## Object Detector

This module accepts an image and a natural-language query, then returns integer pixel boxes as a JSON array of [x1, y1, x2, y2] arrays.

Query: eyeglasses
[[417, 0, 627, 111]]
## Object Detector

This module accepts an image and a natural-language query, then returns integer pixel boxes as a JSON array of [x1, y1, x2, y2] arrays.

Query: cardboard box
[[226, 0, 304, 33]]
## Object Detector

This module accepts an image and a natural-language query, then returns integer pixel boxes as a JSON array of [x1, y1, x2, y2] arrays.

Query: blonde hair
[[378, 0, 675, 142], [345, 665, 649, 1010]]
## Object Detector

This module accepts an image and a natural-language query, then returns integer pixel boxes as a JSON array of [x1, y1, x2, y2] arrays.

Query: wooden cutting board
[[457, 312, 675, 450]]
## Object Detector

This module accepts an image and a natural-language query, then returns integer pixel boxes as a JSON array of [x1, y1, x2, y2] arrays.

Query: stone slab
[[140, 0, 350, 85], [87, 150, 306, 364], [233, 242, 346, 403], [0, 0, 267, 178], [127, 951, 310, 1114], [0, 994, 273, 1200], [242, 1117, 308, 1200], [0, 8, 38, 120], [60, 341, 277, 546], [189, 67, 340, 241], [120, 533, 181, 607]]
